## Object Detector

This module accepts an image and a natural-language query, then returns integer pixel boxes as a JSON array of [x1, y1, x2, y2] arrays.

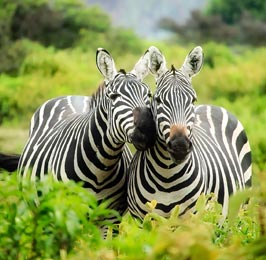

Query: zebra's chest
[[128, 152, 207, 218]]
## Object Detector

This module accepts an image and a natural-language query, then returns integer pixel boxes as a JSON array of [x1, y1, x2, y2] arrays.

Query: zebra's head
[[147, 46, 203, 164], [96, 48, 156, 151]]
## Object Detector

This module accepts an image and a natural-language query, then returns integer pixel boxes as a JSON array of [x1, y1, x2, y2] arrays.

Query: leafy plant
[[0, 171, 265, 259], [0, 173, 118, 259]]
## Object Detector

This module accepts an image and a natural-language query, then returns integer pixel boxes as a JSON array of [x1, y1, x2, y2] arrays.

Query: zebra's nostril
[[167, 140, 173, 149], [133, 107, 141, 125], [168, 135, 189, 150]]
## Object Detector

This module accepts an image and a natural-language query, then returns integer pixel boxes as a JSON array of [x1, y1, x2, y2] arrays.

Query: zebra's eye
[[107, 92, 121, 100], [155, 96, 161, 104]]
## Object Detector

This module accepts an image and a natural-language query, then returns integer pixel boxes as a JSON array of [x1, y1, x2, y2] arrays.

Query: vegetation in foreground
[[1, 0, 266, 175], [0, 172, 266, 260]]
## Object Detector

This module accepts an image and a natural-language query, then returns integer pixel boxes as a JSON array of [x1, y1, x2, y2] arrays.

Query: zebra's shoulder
[[193, 104, 246, 145]]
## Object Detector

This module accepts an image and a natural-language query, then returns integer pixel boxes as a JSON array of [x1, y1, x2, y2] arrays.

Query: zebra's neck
[[82, 101, 125, 169]]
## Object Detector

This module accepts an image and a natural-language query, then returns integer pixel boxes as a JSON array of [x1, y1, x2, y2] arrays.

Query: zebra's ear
[[147, 46, 167, 80], [181, 46, 203, 79], [96, 48, 117, 82], [130, 49, 150, 81]]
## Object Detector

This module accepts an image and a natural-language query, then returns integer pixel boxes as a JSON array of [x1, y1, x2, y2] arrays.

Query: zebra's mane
[[89, 69, 130, 110], [171, 64, 176, 75], [118, 68, 127, 74], [89, 81, 106, 110]]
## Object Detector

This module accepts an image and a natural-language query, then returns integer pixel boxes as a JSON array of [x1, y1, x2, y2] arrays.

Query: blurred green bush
[[0, 173, 118, 259]]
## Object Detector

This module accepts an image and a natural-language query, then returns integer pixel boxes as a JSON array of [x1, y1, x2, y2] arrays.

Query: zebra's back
[[193, 105, 251, 213], [28, 96, 93, 137], [194, 104, 252, 187], [19, 95, 93, 178]]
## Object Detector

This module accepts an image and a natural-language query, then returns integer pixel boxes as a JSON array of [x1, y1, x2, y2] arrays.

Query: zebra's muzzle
[[167, 126, 192, 164], [130, 107, 156, 151]]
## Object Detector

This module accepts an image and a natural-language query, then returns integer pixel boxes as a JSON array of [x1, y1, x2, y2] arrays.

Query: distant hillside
[[85, 0, 207, 39]]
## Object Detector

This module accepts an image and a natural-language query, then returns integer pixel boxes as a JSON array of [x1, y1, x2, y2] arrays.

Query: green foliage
[[206, 0, 266, 24], [0, 173, 117, 259], [0, 41, 102, 124], [0, 40, 28, 75], [5, 0, 110, 49], [1, 172, 265, 259], [105, 28, 144, 55], [0, 0, 142, 74], [77, 27, 143, 55]]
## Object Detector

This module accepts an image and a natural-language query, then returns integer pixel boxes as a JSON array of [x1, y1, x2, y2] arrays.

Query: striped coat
[[18, 48, 156, 218], [127, 46, 252, 219]]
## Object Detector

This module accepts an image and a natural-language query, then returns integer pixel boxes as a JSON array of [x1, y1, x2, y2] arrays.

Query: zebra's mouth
[[131, 139, 147, 151], [167, 149, 190, 165], [167, 135, 192, 164]]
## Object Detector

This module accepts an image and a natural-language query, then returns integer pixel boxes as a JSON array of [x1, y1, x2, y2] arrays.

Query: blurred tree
[[0, 1, 27, 74], [9, 0, 111, 48], [159, 11, 236, 44], [158, 0, 266, 46], [0, 0, 144, 75], [0, 0, 143, 75], [206, 0, 266, 24]]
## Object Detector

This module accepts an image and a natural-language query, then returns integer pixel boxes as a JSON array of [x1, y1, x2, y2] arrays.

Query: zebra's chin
[[167, 145, 192, 165], [169, 152, 190, 165]]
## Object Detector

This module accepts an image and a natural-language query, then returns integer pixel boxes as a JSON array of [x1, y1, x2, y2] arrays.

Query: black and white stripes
[[18, 48, 156, 218], [127, 46, 252, 218], [1, 46, 252, 224]]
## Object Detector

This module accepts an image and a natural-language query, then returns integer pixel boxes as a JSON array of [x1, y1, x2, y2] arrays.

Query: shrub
[[0, 173, 117, 259], [0, 171, 266, 259], [0, 40, 27, 75]]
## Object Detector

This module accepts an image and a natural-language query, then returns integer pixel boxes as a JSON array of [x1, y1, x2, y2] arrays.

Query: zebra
[[127, 46, 252, 219], [18, 48, 156, 221]]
